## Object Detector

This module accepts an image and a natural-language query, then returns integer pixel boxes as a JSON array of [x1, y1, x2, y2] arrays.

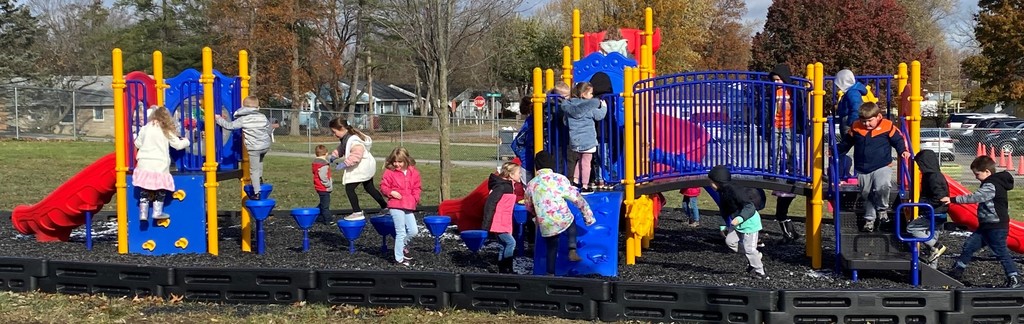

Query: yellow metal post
[[154, 51, 165, 107], [808, 62, 825, 269], [201, 47, 220, 255], [572, 10, 581, 62], [623, 67, 636, 265], [239, 50, 253, 252], [532, 68, 544, 155], [545, 69, 555, 92], [113, 49, 128, 254], [562, 46, 573, 87], [910, 61, 922, 204], [897, 63, 908, 99], [644, 8, 654, 76]]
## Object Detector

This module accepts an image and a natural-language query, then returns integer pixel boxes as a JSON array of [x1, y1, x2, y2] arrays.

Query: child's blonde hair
[[571, 82, 593, 98], [314, 144, 328, 157], [550, 81, 570, 97], [385, 147, 416, 170], [497, 162, 519, 179], [242, 96, 259, 108], [147, 105, 177, 139]]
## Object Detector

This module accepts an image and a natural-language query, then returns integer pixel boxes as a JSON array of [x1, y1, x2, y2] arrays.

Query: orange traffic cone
[[1008, 154, 1017, 171], [1018, 156, 1024, 176], [990, 145, 997, 158], [995, 147, 1002, 164], [978, 142, 985, 157]]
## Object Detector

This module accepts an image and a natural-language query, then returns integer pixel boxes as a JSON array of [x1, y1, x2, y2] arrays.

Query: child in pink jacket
[[481, 162, 521, 274], [380, 147, 422, 265]]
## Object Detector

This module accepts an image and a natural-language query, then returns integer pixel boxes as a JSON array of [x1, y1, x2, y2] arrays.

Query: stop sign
[[473, 96, 486, 109]]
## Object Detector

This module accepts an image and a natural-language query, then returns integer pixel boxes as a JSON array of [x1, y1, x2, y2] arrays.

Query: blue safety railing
[[125, 79, 151, 171], [822, 75, 900, 120], [161, 68, 243, 172], [542, 93, 625, 187], [632, 72, 812, 184], [828, 116, 843, 275], [894, 203, 937, 287]]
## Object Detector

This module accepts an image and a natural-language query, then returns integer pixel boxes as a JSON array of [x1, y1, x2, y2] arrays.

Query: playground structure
[[11, 48, 260, 256], [436, 6, 1024, 285]]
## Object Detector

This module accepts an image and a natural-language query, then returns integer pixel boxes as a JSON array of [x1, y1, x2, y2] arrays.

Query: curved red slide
[[438, 179, 491, 231], [11, 153, 116, 242], [944, 174, 1024, 254]]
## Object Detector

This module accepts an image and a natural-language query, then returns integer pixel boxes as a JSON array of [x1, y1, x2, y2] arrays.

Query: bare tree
[[373, 0, 523, 199]]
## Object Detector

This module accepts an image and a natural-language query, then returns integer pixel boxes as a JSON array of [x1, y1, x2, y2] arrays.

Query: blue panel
[[533, 191, 622, 277], [572, 53, 636, 129], [126, 174, 208, 255]]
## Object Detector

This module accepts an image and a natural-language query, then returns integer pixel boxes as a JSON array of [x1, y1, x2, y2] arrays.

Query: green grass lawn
[[270, 137, 504, 162], [0, 291, 583, 323]]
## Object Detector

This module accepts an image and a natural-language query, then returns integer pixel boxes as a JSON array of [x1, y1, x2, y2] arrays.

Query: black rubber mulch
[[0, 209, 1018, 290]]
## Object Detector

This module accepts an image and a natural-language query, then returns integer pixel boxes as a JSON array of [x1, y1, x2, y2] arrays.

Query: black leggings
[[345, 179, 388, 213], [545, 225, 577, 274]]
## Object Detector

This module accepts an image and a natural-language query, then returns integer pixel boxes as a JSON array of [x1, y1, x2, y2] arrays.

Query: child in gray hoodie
[[215, 96, 272, 199], [561, 82, 607, 194]]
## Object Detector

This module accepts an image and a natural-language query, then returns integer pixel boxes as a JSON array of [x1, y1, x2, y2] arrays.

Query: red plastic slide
[[438, 178, 491, 231], [11, 153, 117, 242], [944, 174, 1024, 254]]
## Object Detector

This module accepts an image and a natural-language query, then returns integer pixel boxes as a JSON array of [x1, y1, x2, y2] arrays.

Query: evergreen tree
[[0, 0, 42, 83]]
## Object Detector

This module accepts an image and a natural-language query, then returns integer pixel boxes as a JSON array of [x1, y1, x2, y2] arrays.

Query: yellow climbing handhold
[[155, 218, 170, 227], [173, 190, 186, 201], [174, 238, 189, 249], [142, 240, 156, 251]]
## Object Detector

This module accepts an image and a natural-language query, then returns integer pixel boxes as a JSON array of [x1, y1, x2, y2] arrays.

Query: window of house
[[93, 107, 105, 121], [60, 108, 74, 124]]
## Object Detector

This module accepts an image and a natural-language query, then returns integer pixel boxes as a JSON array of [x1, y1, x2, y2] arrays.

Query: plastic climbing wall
[[126, 174, 207, 255], [533, 192, 623, 277]]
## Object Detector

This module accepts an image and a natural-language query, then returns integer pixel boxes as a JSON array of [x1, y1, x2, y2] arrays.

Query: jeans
[[390, 209, 418, 262], [773, 129, 795, 175], [682, 197, 699, 223], [317, 191, 331, 222], [496, 233, 516, 261], [545, 224, 577, 274], [345, 179, 388, 213], [955, 228, 1020, 276]]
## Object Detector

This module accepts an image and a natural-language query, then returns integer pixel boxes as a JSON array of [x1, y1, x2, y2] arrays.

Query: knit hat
[[708, 165, 732, 184], [534, 151, 555, 171]]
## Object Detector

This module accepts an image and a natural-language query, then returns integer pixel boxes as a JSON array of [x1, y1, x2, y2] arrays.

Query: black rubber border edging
[[5, 256, 1024, 322]]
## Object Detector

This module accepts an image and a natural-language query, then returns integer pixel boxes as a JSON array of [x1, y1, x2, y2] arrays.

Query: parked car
[[961, 114, 1011, 130], [920, 129, 957, 162], [961, 117, 1021, 137], [947, 113, 982, 128], [983, 124, 1024, 155]]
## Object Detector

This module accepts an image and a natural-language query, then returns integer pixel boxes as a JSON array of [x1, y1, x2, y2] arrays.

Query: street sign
[[473, 96, 486, 109], [485, 92, 502, 98]]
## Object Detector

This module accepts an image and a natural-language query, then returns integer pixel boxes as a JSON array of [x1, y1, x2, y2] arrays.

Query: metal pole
[[400, 113, 405, 144], [306, 108, 312, 155], [72, 90, 78, 141], [14, 86, 19, 139]]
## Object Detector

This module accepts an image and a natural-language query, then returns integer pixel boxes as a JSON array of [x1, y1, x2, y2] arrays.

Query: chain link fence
[[0, 85, 117, 140]]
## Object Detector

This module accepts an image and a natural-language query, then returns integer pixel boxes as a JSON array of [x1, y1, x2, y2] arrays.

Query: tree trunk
[[437, 58, 452, 199], [289, 38, 301, 136], [367, 55, 375, 133], [345, 55, 361, 121]]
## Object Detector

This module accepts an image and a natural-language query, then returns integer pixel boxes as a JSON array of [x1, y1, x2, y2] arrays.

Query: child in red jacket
[[380, 147, 422, 265], [481, 162, 521, 273]]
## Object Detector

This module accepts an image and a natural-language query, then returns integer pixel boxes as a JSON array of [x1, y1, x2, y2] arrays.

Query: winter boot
[[568, 248, 582, 262], [1007, 273, 1023, 288], [138, 198, 150, 221], [778, 220, 801, 244], [498, 258, 514, 274], [151, 200, 169, 220]]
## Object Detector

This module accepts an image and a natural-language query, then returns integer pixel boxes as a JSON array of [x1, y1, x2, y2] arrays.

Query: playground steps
[[836, 189, 963, 287]]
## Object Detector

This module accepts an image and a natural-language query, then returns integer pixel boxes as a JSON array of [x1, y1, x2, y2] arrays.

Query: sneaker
[[757, 241, 765, 248], [580, 187, 595, 195], [344, 212, 365, 221], [398, 259, 411, 266], [861, 220, 875, 232], [927, 244, 947, 263], [568, 249, 582, 262], [1007, 274, 1022, 288], [152, 213, 170, 220], [688, 220, 699, 228], [947, 266, 965, 281]]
